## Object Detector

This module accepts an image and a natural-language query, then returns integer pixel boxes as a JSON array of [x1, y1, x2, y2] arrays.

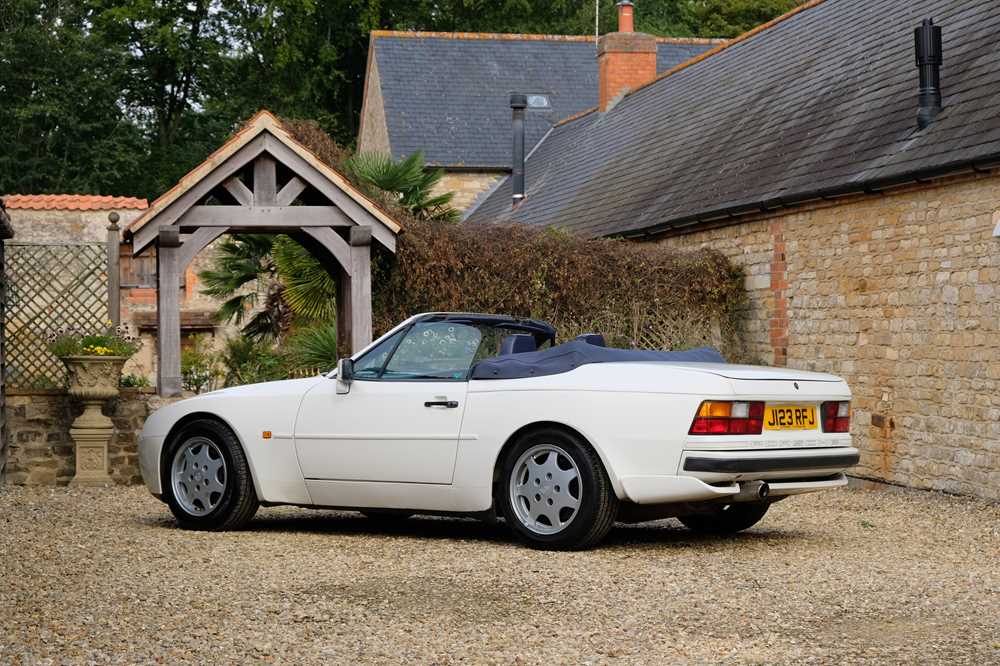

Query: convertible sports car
[[139, 312, 859, 549]]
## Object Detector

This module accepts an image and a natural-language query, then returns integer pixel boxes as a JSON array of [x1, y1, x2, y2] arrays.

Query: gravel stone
[[0, 485, 997, 664]]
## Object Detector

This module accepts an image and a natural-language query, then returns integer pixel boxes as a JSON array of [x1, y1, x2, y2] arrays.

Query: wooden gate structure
[[126, 111, 401, 396]]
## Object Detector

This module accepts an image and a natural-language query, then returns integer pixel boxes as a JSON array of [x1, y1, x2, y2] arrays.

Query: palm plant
[[285, 321, 340, 371], [271, 236, 337, 321], [346, 151, 460, 222], [198, 234, 287, 341]]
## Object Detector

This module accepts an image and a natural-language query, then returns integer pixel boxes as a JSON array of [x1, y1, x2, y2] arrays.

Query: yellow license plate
[[764, 405, 817, 431]]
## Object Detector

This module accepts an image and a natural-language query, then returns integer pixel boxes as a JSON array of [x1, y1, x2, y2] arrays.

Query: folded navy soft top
[[471, 340, 725, 380]]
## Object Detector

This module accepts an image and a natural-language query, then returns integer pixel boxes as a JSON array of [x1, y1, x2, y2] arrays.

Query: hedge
[[286, 119, 749, 359]]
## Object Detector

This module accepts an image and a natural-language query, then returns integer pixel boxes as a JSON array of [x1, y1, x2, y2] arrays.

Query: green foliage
[[690, 0, 802, 38], [346, 152, 459, 222], [197, 234, 290, 341], [120, 373, 152, 389], [285, 322, 341, 371], [181, 336, 222, 394], [220, 336, 287, 387], [47, 324, 141, 359], [272, 237, 338, 321]]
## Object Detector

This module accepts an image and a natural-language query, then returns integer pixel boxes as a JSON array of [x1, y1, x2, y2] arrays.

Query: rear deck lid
[[663, 363, 843, 382]]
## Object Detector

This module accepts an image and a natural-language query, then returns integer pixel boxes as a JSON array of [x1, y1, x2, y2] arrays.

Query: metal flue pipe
[[510, 93, 527, 207]]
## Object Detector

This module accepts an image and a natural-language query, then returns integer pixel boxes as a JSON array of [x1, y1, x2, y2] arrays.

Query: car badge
[[794, 382, 800, 390]]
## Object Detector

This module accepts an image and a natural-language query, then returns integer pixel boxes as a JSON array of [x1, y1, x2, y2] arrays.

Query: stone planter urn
[[62, 355, 128, 486]]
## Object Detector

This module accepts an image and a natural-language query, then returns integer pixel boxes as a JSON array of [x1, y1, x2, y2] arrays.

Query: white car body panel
[[139, 353, 855, 513], [139, 315, 858, 512]]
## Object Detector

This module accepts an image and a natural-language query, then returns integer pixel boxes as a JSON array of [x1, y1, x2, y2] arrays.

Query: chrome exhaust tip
[[734, 480, 770, 502]]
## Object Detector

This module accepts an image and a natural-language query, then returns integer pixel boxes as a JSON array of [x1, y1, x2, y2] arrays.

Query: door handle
[[424, 400, 459, 408]]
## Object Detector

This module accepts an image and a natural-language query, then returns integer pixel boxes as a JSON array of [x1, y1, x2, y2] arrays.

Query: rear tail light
[[689, 401, 765, 435], [821, 401, 851, 433]]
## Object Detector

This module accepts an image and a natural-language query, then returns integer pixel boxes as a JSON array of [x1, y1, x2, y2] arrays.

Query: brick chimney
[[598, 1, 657, 111]]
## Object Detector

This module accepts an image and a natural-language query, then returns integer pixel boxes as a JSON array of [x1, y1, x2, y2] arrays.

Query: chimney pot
[[617, 1, 635, 33], [598, 1, 656, 112]]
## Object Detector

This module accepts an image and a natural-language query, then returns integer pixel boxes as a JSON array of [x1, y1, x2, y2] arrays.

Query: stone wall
[[434, 171, 504, 213], [655, 171, 1000, 500], [3, 389, 161, 485]]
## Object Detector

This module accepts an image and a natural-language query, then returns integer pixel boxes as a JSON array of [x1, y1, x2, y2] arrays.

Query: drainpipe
[[915, 18, 943, 130], [510, 93, 527, 208]]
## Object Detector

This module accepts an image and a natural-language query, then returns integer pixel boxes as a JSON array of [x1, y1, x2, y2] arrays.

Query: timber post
[[106, 212, 121, 327], [156, 228, 183, 397]]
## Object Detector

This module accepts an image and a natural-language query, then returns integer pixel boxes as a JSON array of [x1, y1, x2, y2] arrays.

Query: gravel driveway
[[1, 484, 997, 665]]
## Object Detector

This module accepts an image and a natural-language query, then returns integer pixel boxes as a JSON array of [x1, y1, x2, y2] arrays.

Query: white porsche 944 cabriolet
[[139, 312, 858, 549]]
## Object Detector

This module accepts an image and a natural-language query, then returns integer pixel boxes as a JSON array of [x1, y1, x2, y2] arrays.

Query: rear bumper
[[683, 450, 860, 474], [618, 446, 859, 505], [619, 473, 848, 504]]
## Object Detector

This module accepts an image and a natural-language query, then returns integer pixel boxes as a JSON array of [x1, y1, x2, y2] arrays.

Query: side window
[[382, 322, 482, 380], [352, 329, 405, 379]]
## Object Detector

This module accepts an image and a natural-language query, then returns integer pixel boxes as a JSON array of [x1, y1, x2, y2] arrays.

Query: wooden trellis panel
[[4, 242, 109, 388]]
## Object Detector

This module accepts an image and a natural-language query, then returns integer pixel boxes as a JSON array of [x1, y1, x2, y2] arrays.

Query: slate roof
[[3, 194, 148, 210], [468, 0, 1000, 237], [368, 31, 720, 168]]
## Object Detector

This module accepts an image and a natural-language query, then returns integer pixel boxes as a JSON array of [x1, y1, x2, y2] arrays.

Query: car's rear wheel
[[499, 428, 617, 550], [678, 501, 770, 534], [163, 418, 258, 530]]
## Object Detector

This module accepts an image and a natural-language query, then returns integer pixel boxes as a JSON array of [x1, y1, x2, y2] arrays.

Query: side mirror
[[336, 358, 354, 394]]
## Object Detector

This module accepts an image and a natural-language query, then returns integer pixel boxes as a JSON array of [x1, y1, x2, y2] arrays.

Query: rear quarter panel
[[455, 364, 853, 510], [454, 364, 730, 509]]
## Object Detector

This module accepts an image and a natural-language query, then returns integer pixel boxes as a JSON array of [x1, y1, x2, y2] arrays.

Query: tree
[[0, 1, 146, 195], [688, 0, 802, 38]]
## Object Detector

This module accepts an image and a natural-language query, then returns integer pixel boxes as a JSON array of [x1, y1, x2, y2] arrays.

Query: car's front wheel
[[163, 418, 259, 530], [499, 428, 618, 550], [678, 501, 770, 534]]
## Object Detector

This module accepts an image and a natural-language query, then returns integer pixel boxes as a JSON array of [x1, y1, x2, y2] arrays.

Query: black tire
[[498, 427, 618, 550], [162, 418, 259, 530], [678, 502, 770, 534]]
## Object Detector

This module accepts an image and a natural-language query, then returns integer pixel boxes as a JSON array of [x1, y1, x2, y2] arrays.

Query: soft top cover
[[471, 340, 725, 380]]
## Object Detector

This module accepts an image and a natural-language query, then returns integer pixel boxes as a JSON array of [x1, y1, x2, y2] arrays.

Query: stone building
[[1, 195, 231, 382], [468, 0, 1000, 500], [357, 26, 721, 212]]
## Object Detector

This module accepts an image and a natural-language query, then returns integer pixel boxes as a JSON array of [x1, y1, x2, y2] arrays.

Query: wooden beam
[[261, 135, 397, 253], [223, 176, 253, 206], [348, 242, 373, 351], [132, 133, 269, 253], [106, 216, 120, 326], [177, 205, 353, 229], [156, 229, 183, 397], [301, 226, 352, 275], [276, 176, 307, 206], [253, 154, 277, 205], [179, 226, 228, 272]]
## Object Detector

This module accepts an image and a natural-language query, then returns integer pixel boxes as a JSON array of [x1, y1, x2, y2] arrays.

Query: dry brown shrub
[[373, 219, 749, 359], [283, 117, 749, 358]]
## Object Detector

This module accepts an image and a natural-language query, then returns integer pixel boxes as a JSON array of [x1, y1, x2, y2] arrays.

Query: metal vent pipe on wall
[[915, 18, 943, 130], [510, 93, 527, 207]]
